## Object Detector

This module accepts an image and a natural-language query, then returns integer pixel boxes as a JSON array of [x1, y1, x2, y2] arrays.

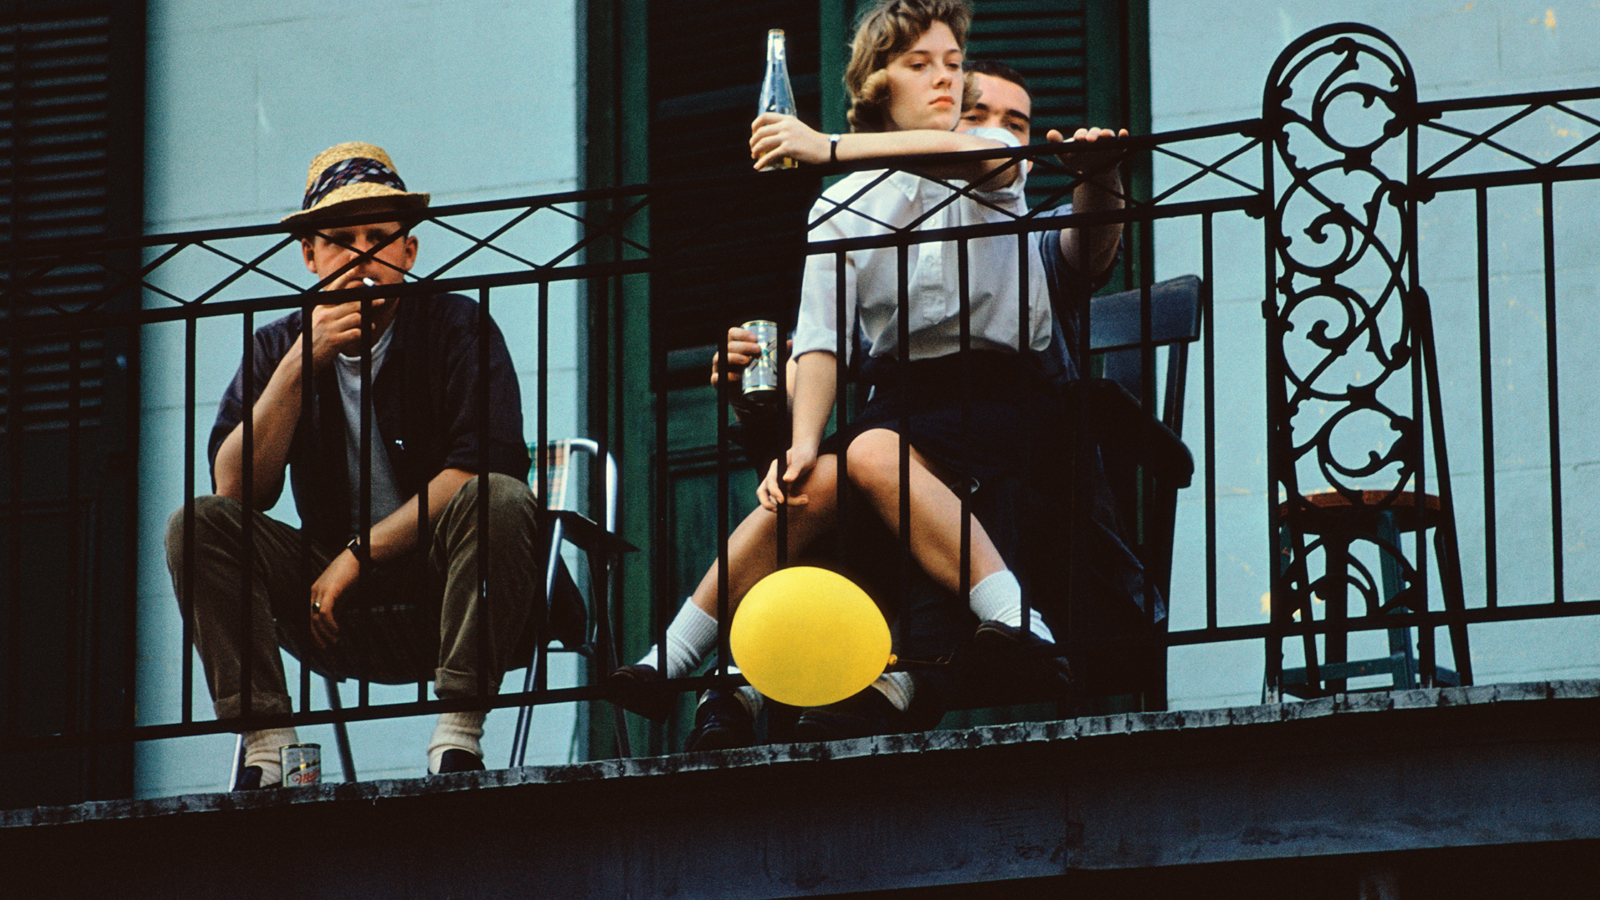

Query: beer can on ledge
[[740, 319, 780, 405], [282, 743, 321, 787]]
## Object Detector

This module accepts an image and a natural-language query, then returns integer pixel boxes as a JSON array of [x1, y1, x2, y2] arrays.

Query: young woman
[[614, 0, 1094, 746]]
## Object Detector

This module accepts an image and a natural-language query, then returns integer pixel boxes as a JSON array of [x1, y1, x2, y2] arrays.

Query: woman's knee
[[844, 429, 903, 494]]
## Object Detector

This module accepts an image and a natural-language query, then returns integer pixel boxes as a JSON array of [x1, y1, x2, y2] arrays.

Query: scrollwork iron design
[[1263, 25, 1453, 695]]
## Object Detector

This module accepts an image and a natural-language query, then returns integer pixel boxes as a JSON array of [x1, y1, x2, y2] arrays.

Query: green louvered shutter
[[0, 0, 144, 808], [647, 1, 822, 372], [967, 0, 1090, 211]]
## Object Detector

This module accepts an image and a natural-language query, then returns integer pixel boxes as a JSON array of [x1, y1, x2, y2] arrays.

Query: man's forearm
[[1060, 170, 1124, 280], [212, 339, 308, 506], [358, 467, 476, 565]]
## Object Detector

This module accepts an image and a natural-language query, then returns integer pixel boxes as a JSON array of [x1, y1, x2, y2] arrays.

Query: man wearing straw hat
[[167, 141, 549, 788]]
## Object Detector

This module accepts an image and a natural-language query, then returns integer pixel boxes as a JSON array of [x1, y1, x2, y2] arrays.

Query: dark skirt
[[823, 350, 1071, 497], [820, 349, 1162, 697]]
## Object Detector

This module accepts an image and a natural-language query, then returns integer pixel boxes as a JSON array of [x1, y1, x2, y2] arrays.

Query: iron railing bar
[[10, 198, 1262, 343], [1415, 84, 1600, 115], [422, 207, 547, 279], [1416, 104, 1544, 178], [1421, 161, 1600, 195], [476, 287, 493, 698], [1541, 182, 1565, 605], [1202, 213, 1219, 631], [1165, 599, 1600, 652], [180, 315, 197, 724], [297, 302, 315, 727], [0, 680, 641, 753], [1474, 187, 1498, 611], [13, 588, 1600, 756], [238, 310, 256, 720]]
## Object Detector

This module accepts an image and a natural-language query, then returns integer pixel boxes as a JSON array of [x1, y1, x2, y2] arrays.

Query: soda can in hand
[[740, 319, 780, 405]]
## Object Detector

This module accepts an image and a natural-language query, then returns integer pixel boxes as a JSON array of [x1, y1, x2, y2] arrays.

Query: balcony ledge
[[6, 680, 1598, 898]]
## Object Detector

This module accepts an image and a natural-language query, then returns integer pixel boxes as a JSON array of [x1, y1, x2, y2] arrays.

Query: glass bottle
[[758, 28, 797, 170]]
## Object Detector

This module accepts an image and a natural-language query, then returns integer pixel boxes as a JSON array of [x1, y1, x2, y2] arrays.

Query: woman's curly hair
[[845, 0, 978, 134]]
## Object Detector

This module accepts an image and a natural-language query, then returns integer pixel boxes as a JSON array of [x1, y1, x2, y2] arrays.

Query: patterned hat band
[[302, 157, 408, 211]]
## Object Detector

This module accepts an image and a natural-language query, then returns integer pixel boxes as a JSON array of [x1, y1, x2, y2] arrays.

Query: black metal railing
[[2, 25, 1598, 802]]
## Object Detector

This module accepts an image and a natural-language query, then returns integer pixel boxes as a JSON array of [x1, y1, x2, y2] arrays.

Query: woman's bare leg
[[843, 428, 1006, 594], [687, 452, 842, 619]]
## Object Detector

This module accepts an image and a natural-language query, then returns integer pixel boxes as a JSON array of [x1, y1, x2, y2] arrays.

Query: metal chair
[[508, 438, 634, 767], [1271, 489, 1467, 699], [1066, 274, 1203, 711]]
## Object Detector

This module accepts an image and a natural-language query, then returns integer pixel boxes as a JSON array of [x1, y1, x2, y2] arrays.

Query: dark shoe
[[232, 765, 266, 791], [794, 687, 903, 742], [608, 663, 676, 723], [435, 749, 486, 774], [973, 620, 1079, 699], [683, 689, 756, 752]]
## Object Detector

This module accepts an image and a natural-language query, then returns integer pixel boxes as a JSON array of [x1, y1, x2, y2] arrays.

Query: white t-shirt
[[791, 126, 1052, 364]]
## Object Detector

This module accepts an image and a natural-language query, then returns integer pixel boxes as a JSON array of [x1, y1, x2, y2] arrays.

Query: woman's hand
[[758, 442, 819, 510], [750, 112, 830, 170]]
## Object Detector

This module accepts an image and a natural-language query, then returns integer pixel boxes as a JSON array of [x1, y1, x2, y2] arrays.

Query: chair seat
[[1280, 489, 1442, 534]]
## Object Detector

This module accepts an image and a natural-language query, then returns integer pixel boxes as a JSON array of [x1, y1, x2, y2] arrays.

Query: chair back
[[532, 438, 619, 534], [1088, 274, 1204, 434]]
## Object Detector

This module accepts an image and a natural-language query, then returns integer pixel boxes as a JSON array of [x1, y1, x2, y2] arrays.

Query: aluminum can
[[281, 742, 321, 787], [740, 319, 780, 404]]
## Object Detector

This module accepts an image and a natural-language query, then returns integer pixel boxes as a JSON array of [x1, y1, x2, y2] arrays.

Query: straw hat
[[281, 141, 430, 225]]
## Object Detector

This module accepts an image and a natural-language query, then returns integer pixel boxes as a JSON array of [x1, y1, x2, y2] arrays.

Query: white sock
[[869, 672, 915, 712], [968, 570, 1055, 643], [243, 726, 298, 786], [428, 710, 486, 774], [634, 600, 719, 678], [722, 665, 764, 718]]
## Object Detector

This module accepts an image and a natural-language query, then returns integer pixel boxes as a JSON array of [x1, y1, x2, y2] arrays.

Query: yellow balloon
[[730, 566, 893, 708]]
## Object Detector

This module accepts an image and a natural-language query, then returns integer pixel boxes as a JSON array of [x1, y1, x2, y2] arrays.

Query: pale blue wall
[[1150, 1, 1600, 708], [135, 0, 584, 796]]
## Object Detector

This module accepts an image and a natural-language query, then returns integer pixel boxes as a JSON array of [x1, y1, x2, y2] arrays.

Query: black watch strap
[[346, 533, 370, 567]]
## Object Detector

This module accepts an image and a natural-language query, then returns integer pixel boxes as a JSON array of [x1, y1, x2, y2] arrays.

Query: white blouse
[[791, 126, 1052, 364]]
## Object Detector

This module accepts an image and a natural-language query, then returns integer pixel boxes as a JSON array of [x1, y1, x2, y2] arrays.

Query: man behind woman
[[613, 0, 1147, 748]]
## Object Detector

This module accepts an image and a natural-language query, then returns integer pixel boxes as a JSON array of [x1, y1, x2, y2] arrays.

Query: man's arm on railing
[[1053, 127, 1128, 283]]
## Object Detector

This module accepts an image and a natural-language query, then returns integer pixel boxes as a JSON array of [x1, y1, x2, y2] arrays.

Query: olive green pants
[[166, 474, 542, 721]]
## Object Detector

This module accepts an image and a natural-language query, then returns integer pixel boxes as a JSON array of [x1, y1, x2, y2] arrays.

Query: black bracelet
[[830, 133, 840, 164]]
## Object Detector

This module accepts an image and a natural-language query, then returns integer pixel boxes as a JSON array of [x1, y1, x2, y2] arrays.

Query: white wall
[[135, 0, 584, 797], [1149, 2, 1600, 709]]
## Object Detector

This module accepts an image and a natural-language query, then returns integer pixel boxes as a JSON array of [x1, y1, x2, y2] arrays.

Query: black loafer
[[683, 689, 756, 752], [435, 749, 486, 774], [794, 687, 902, 742], [607, 663, 677, 723], [973, 620, 1079, 697]]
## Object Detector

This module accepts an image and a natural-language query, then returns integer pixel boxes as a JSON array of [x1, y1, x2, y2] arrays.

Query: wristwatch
[[346, 533, 370, 568]]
